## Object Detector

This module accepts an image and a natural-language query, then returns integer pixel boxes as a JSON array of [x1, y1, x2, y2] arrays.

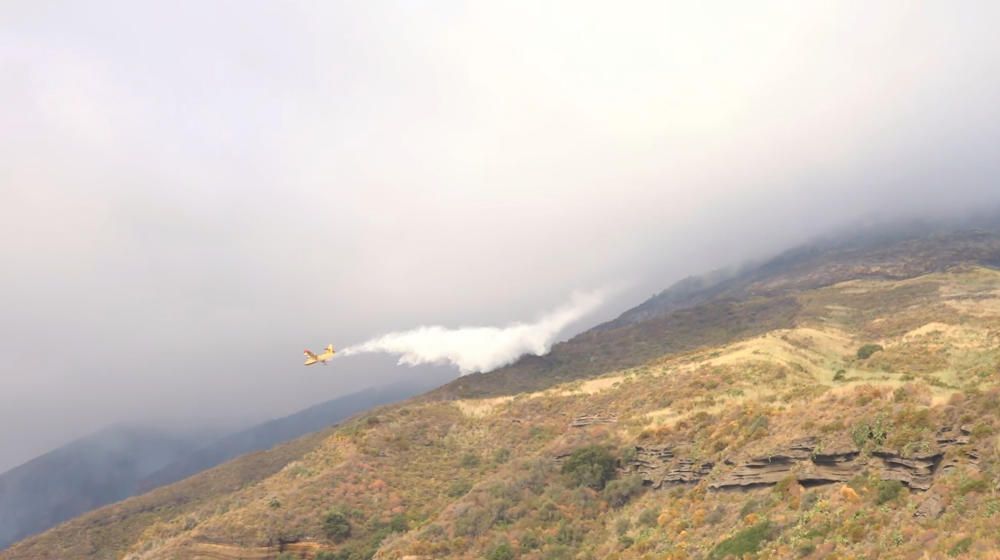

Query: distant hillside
[[0, 378, 446, 552], [0, 426, 210, 550], [436, 228, 1000, 398], [138, 379, 448, 492]]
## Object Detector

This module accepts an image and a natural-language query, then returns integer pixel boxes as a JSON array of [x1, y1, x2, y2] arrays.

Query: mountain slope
[[0, 380, 445, 553], [8, 228, 1000, 560], [0, 426, 211, 550], [138, 380, 446, 493], [437, 229, 1000, 399]]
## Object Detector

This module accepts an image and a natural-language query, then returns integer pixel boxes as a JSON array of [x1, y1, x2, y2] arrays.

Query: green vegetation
[[852, 414, 890, 448], [486, 541, 515, 560], [949, 536, 974, 557], [322, 510, 351, 542], [875, 480, 904, 505], [493, 448, 511, 464], [603, 474, 645, 508], [857, 343, 884, 360], [560, 445, 617, 490], [709, 520, 775, 559], [461, 452, 481, 468]]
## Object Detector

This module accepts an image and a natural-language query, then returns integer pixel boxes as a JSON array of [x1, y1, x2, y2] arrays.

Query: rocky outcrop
[[623, 446, 713, 488], [614, 426, 978, 493], [708, 427, 977, 491], [569, 414, 618, 428], [914, 493, 945, 520]]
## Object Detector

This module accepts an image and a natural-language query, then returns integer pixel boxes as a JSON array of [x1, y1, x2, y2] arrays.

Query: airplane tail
[[325, 344, 335, 354]]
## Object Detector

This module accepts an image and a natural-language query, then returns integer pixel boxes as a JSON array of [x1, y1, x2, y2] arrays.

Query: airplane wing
[[304, 349, 319, 366]]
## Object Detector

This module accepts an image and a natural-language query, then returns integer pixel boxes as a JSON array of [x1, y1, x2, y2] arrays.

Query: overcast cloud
[[3, 1, 1000, 471]]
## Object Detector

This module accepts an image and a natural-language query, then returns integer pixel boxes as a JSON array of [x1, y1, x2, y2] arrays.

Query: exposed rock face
[[705, 427, 977, 491], [609, 426, 978, 493], [569, 414, 618, 428], [914, 493, 945, 520], [624, 446, 713, 488]]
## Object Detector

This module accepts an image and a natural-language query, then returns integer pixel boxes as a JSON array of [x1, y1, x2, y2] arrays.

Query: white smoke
[[338, 291, 605, 374]]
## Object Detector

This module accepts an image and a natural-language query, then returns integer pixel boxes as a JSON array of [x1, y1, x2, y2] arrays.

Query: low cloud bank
[[339, 291, 605, 374]]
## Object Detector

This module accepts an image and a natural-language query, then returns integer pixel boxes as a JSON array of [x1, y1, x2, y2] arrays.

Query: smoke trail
[[338, 291, 605, 374]]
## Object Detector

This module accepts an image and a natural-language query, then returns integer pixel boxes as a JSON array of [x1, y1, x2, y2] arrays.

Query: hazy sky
[[4, 1, 1000, 471]]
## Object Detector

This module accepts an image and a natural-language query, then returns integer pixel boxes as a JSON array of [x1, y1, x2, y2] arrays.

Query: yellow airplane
[[304, 344, 335, 366]]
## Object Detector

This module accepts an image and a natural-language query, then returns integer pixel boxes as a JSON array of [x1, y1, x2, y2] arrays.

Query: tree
[[322, 509, 351, 542], [561, 445, 617, 490]]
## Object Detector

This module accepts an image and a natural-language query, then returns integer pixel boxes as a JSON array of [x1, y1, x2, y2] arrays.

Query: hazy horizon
[[5, 1, 1000, 471]]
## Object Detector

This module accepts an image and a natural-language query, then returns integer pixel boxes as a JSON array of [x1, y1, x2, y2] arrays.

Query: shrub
[[561, 445, 617, 489], [447, 479, 473, 497], [739, 498, 760, 517], [486, 541, 515, 560], [949, 537, 973, 557], [875, 480, 904, 505], [454, 505, 494, 537], [857, 344, 884, 360], [520, 532, 541, 551], [389, 514, 408, 532], [851, 414, 890, 448], [710, 520, 775, 559], [461, 453, 481, 468], [493, 448, 511, 464], [800, 492, 820, 511], [705, 506, 726, 525], [833, 369, 847, 381], [322, 509, 351, 542], [603, 474, 645, 508], [621, 446, 638, 464], [638, 507, 659, 527], [959, 476, 988, 495], [555, 522, 583, 545]]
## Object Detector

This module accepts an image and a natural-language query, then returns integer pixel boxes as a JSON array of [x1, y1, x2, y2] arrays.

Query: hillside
[[0, 426, 213, 551], [0, 381, 444, 552], [138, 380, 447, 493], [7, 229, 1000, 559]]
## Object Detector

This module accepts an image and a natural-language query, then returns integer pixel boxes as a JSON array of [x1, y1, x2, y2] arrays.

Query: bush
[[493, 448, 511, 464], [389, 514, 408, 532], [447, 479, 473, 497], [520, 532, 541, 551], [857, 344, 884, 360], [949, 536, 973, 557], [322, 509, 351, 542], [561, 445, 617, 490], [615, 517, 631, 535], [959, 477, 988, 495], [709, 520, 774, 560], [833, 369, 847, 382], [603, 474, 645, 508], [875, 480, 904, 505], [638, 507, 659, 527], [486, 541, 515, 560], [461, 452, 481, 468], [851, 414, 890, 448]]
